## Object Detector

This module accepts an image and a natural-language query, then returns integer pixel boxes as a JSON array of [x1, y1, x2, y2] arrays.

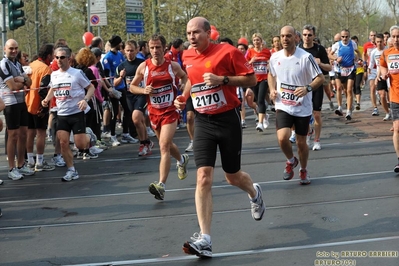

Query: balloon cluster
[[210, 25, 219, 41], [82, 32, 94, 46]]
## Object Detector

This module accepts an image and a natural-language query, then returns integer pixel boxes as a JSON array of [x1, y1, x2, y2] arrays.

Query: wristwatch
[[306, 85, 313, 93], [223, 76, 229, 85]]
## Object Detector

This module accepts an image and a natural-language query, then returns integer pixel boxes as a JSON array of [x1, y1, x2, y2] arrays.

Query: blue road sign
[[126, 19, 144, 27], [127, 26, 144, 34]]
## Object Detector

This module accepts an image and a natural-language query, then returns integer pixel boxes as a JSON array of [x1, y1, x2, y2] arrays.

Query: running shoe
[[148, 181, 165, 200], [355, 103, 360, 110], [394, 164, 399, 173], [372, 107, 379, 116], [312, 141, 321, 151], [329, 101, 335, 111], [335, 107, 343, 116], [185, 142, 194, 152], [121, 134, 139, 144], [101, 131, 111, 138], [18, 164, 35, 176], [306, 128, 314, 145], [250, 183, 265, 221], [177, 154, 189, 180], [263, 114, 270, 129], [51, 156, 66, 167], [383, 113, 391, 121], [35, 161, 55, 172], [241, 120, 247, 128], [147, 127, 156, 137], [283, 157, 298, 180], [62, 170, 79, 182], [345, 112, 352, 121], [110, 136, 121, 147], [299, 169, 311, 185], [256, 122, 264, 132], [8, 168, 23, 180], [83, 151, 98, 160], [183, 232, 212, 258], [89, 146, 104, 154], [138, 144, 152, 156], [76, 152, 84, 159]]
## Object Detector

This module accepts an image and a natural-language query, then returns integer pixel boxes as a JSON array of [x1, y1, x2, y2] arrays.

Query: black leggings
[[252, 80, 268, 113], [354, 73, 363, 95], [109, 89, 136, 137]]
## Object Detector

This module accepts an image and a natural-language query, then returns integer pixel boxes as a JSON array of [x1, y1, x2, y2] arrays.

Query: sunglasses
[[55, 56, 67, 60], [341, 36, 349, 38], [303, 34, 313, 37]]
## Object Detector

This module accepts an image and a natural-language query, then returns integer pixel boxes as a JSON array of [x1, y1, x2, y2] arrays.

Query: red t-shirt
[[143, 58, 178, 116], [245, 48, 271, 82], [363, 41, 376, 64], [183, 43, 254, 115]]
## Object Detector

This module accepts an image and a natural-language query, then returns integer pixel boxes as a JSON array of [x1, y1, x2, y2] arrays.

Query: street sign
[[90, 12, 107, 26], [126, 19, 144, 27], [90, 0, 107, 26], [126, 6, 143, 13], [125, 0, 143, 7], [126, 13, 144, 20], [90, 0, 106, 13], [126, 26, 144, 34], [126, 0, 143, 34]]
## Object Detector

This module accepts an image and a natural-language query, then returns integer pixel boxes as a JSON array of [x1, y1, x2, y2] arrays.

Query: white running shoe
[[256, 122, 264, 132], [8, 168, 23, 180], [51, 156, 66, 167], [289, 131, 296, 143], [120, 134, 139, 144], [383, 113, 391, 121], [89, 146, 104, 154], [110, 136, 121, 147], [185, 142, 193, 152], [263, 114, 270, 129], [312, 141, 321, 151], [146, 127, 156, 137]]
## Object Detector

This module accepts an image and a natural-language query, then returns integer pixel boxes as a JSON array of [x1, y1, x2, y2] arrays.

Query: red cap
[[237, 37, 248, 46]]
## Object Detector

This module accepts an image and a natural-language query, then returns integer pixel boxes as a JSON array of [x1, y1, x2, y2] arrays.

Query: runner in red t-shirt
[[130, 34, 189, 201], [175, 16, 265, 258], [245, 33, 272, 132]]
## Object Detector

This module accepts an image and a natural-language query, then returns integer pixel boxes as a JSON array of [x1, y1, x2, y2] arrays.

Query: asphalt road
[[1, 87, 399, 266]]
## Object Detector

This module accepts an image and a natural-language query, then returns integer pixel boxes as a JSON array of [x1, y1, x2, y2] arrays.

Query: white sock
[[68, 167, 75, 172], [36, 154, 44, 165], [178, 155, 185, 165], [288, 157, 296, 164], [201, 234, 211, 243], [27, 153, 35, 164]]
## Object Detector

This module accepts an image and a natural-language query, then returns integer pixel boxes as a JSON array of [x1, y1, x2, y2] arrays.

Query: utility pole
[[151, 0, 159, 34], [1, 0, 6, 48], [35, 0, 38, 54]]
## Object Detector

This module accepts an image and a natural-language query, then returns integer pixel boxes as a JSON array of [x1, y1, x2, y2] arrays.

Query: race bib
[[253, 61, 268, 75], [279, 83, 303, 106], [388, 54, 399, 74], [54, 83, 72, 101], [340, 65, 355, 77], [191, 83, 227, 113], [149, 84, 174, 109]]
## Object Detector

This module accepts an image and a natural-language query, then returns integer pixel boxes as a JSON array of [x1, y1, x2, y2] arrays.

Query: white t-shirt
[[269, 47, 322, 117], [49, 67, 91, 116], [369, 48, 385, 72]]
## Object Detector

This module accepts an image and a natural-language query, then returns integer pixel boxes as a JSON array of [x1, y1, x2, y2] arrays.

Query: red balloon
[[82, 32, 94, 46], [210, 30, 219, 41], [210, 25, 217, 31]]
